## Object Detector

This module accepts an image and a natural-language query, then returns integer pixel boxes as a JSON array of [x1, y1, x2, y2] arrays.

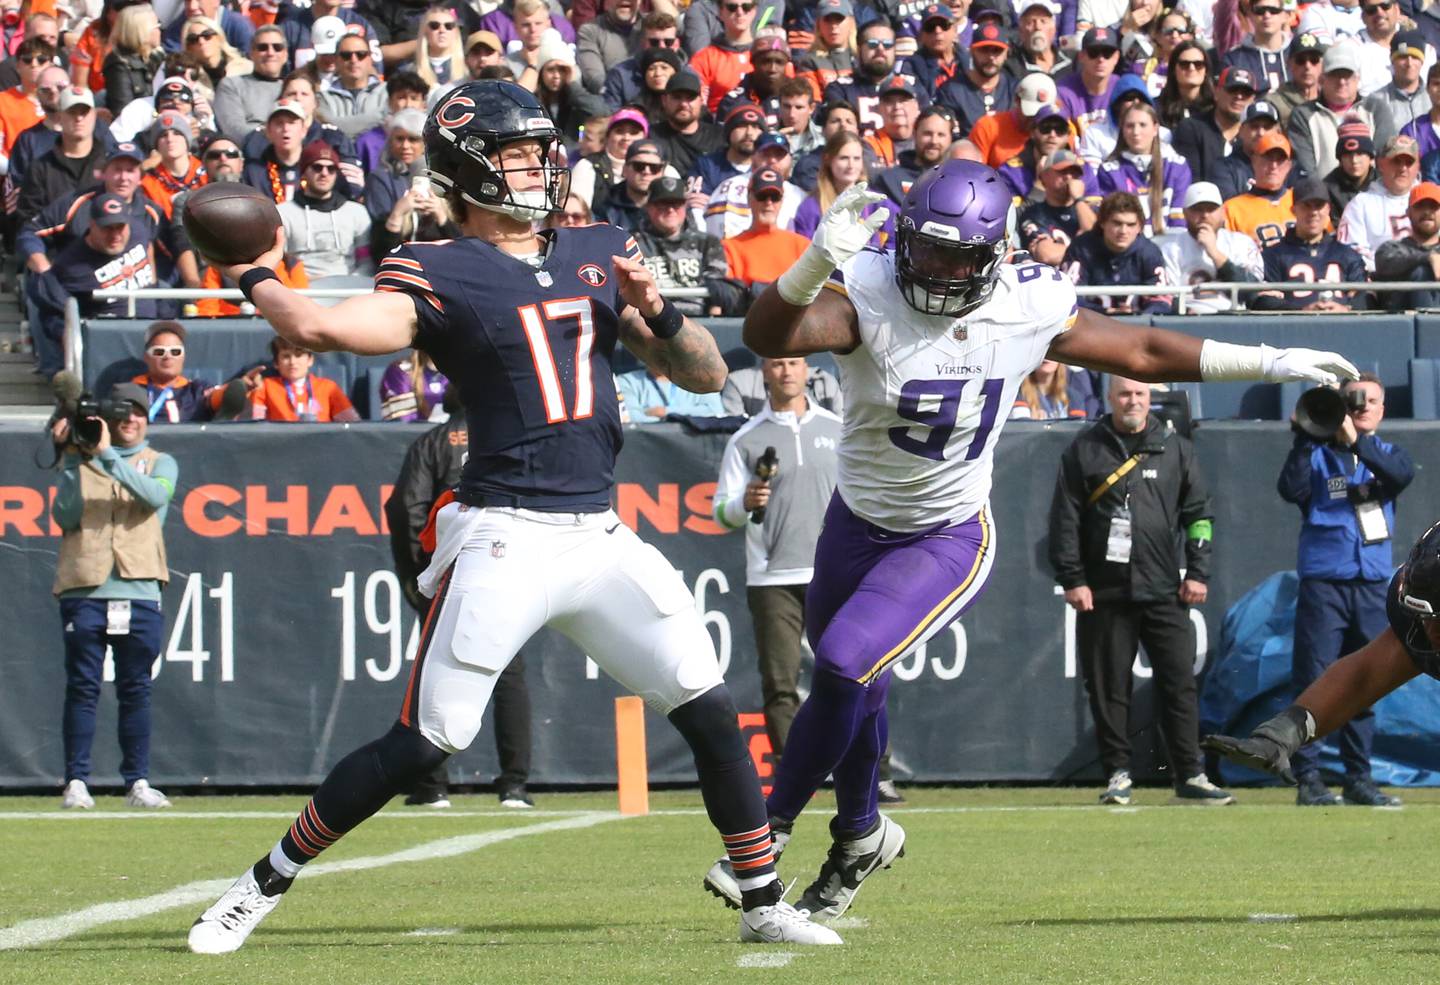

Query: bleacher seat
[[1410, 359, 1440, 420]]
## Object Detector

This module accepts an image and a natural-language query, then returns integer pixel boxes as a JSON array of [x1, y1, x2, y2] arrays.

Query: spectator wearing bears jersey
[[250, 336, 360, 422], [1223, 129, 1296, 248], [872, 106, 954, 209], [1153, 182, 1263, 314], [824, 22, 919, 134], [715, 34, 792, 127], [1062, 190, 1171, 315], [935, 21, 1016, 137], [1019, 148, 1098, 267], [1374, 181, 1440, 309], [1253, 177, 1369, 311], [897, 3, 963, 101], [1338, 132, 1420, 269]]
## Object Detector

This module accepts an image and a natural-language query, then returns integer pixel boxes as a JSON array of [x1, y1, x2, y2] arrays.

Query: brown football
[[181, 182, 282, 265]]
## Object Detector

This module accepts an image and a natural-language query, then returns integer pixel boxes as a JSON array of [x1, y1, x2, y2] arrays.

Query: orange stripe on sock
[[305, 802, 340, 841]]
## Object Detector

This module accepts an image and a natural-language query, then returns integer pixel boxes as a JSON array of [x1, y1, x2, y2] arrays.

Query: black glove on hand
[[1202, 705, 1315, 786]]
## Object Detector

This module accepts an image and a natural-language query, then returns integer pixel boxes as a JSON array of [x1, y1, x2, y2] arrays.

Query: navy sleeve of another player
[[374, 244, 447, 351]]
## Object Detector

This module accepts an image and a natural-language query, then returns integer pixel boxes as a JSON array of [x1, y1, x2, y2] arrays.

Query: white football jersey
[[829, 251, 1078, 533]]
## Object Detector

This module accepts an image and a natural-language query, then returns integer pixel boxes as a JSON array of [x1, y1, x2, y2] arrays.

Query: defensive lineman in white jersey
[[705, 160, 1360, 921]]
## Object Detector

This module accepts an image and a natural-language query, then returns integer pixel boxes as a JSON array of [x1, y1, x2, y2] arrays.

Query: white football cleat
[[797, 814, 906, 922], [703, 857, 742, 910], [125, 779, 171, 809], [61, 778, 94, 810], [188, 868, 284, 954], [740, 900, 843, 945]]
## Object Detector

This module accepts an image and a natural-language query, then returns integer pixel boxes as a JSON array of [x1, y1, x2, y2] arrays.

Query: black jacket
[[16, 142, 106, 228], [1171, 112, 1230, 183], [385, 413, 466, 614], [103, 48, 164, 115], [1049, 415, 1213, 603]]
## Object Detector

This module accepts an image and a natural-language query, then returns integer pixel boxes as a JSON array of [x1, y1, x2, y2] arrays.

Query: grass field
[[2, 786, 1439, 985]]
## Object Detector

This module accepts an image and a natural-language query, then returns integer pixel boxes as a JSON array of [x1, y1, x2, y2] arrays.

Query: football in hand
[[181, 183, 282, 266]]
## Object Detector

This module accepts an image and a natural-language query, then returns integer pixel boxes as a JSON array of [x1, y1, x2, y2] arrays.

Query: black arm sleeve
[[1048, 444, 1088, 589]]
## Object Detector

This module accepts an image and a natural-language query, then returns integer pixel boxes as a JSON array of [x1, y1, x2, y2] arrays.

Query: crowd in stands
[[21, 0, 1440, 419]]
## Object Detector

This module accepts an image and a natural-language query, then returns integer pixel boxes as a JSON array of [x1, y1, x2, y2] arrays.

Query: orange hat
[[1410, 181, 1440, 206], [1254, 131, 1292, 158]]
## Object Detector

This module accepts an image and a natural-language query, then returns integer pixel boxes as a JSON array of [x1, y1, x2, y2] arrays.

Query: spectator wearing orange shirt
[[0, 38, 53, 167], [250, 336, 359, 422], [692, 0, 757, 114], [197, 255, 308, 317], [722, 168, 811, 293], [139, 111, 204, 219], [970, 73, 1060, 169], [69, 1, 120, 94], [864, 75, 921, 168]]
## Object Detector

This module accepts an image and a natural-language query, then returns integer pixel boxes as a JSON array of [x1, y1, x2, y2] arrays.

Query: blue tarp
[[1200, 571, 1440, 786]]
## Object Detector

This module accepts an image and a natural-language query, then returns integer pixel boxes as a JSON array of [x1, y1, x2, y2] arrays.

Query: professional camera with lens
[[1344, 386, 1368, 413], [68, 392, 133, 447]]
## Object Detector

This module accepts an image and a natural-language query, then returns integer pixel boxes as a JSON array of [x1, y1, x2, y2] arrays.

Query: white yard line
[[736, 951, 797, 968], [0, 812, 619, 951]]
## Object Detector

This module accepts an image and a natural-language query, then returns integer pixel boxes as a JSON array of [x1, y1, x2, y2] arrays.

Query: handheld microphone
[[750, 446, 779, 525]]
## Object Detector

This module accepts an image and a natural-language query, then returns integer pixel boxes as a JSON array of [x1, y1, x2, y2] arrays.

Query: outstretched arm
[[613, 254, 727, 393], [221, 229, 418, 355], [1047, 308, 1359, 386]]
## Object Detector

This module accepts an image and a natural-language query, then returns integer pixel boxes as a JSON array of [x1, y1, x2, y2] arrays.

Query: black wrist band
[[238, 267, 281, 303], [643, 298, 684, 340]]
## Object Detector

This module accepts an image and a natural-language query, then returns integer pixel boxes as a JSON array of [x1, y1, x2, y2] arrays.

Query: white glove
[[777, 182, 891, 305], [812, 182, 892, 267], [1266, 347, 1360, 387]]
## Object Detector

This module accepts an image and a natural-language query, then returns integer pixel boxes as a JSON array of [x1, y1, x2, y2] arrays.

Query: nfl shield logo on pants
[[490, 540, 507, 559]]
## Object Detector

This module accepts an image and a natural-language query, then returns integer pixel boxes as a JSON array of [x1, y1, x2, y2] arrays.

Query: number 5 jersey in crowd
[[824, 250, 1077, 533]]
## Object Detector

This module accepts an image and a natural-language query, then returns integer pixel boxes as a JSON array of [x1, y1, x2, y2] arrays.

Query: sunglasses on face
[[147, 346, 184, 357], [253, 42, 287, 53], [647, 36, 679, 46], [185, 30, 217, 44], [1250, 5, 1283, 14], [1362, 1, 1393, 12], [723, 2, 757, 11], [307, 163, 337, 173], [18, 54, 46, 65], [205, 148, 241, 159], [864, 38, 896, 49], [629, 161, 664, 173], [1176, 58, 1206, 68], [428, 20, 457, 30], [337, 50, 369, 60], [753, 192, 782, 203]]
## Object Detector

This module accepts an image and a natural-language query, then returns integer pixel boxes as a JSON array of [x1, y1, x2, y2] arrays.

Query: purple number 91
[[888, 378, 1004, 462]]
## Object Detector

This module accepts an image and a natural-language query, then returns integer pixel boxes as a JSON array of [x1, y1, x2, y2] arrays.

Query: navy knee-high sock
[[831, 677, 891, 836], [765, 669, 869, 824]]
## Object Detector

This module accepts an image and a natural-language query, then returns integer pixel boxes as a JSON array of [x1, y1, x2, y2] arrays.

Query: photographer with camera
[[49, 382, 177, 811], [1278, 374, 1414, 806]]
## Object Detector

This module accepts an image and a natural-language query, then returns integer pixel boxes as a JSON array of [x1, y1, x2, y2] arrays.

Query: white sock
[[268, 841, 301, 879]]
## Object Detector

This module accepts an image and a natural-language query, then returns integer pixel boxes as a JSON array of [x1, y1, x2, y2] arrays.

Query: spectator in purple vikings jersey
[[935, 20, 1016, 135], [1134, 9, 1194, 98], [792, 131, 885, 242], [1056, 27, 1121, 136], [1254, 177, 1369, 310], [1096, 102, 1191, 235], [1373, 180, 1440, 308], [1156, 40, 1214, 129], [379, 351, 450, 422], [1219, 0, 1294, 95], [999, 106, 1096, 201], [1020, 147, 1099, 265], [793, 99, 887, 190], [1173, 66, 1257, 183], [1405, 63, 1440, 163], [1076, 73, 1165, 168], [1063, 190, 1172, 313]]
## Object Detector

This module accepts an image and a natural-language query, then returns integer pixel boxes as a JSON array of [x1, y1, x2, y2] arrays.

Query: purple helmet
[[895, 160, 1014, 317]]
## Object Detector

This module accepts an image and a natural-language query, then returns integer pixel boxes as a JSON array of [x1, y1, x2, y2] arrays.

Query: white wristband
[[1199, 339, 1277, 381], [776, 244, 838, 306]]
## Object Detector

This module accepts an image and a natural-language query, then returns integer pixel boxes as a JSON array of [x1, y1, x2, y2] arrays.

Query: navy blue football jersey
[[1254, 232, 1368, 311], [1386, 567, 1440, 680], [375, 223, 643, 511]]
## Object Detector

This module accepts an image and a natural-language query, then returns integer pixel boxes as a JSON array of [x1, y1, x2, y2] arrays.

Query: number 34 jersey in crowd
[[375, 224, 642, 512], [827, 252, 1078, 533]]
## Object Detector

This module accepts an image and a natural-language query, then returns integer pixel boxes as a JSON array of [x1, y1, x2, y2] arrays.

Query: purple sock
[[832, 679, 890, 835], [766, 669, 868, 823]]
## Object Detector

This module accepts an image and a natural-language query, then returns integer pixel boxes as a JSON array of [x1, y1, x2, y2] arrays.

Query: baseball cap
[[1288, 29, 1328, 60], [1183, 181, 1223, 208], [971, 21, 1009, 50], [109, 382, 149, 413], [91, 192, 131, 227], [1392, 29, 1427, 61], [878, 73, 920, 99], [1254, 131, 1292, 157], [1031, 103, 1069, 128], [815, 0, 854, 15], [1016, 72, 1057, 116], [665, 69, 703, 95], [104, 141, 143, 165], [466, 30, 502, 53], [1383, 133, 1420, 160], [155, 76, 194, 104], [1081, 27, 1118, 53], [268, 99, 305, 121], [58, 86, 94, 111], [1218, 66, 1257, 92], [724, 102, 765, 132], [755, 131, 791, 155], [1245, 100, 1279, 122], [624, 138, 666, 162], [608, 106, 650, 135], [150, 109, 192, 143], [648, 175, 686, 204], [1039, 147, 1083, 173], [1014, 0, 1062, 14], [1411, 181, 1440, 206], [1293, 177, 1330, 204], [919, 2, 954, 24], [1323, 45, 1360, 74], [299, 139, 341, 171], [145, 320, 185, 345], [310, 15, 346, 55], [752, 32, 788, 54], [750, 167, 785, 195]]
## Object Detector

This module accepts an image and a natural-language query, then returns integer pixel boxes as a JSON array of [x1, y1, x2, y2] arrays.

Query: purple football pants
[[766, 493, 994, 835]]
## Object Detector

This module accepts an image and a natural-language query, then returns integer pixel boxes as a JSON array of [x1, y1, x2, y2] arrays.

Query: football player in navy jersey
[[1205, 521, 1440, 786], [186, 80, 841, 954]]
